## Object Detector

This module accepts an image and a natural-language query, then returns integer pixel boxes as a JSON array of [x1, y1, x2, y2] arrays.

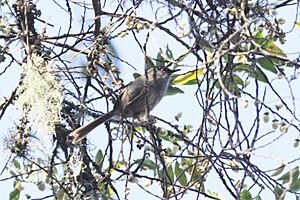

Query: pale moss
[[15, 54, 63, 137]]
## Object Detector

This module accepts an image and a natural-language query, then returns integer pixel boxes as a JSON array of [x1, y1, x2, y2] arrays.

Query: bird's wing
[[120, 80, 148, 107]]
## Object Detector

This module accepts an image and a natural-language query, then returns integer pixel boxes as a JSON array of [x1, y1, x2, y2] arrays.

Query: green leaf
[[172, 68, 204, 85], [165, 85, 184, 96], [95, 149, 104, 165], [291, 179, 300, 192], [224, 75, 242, 97], [133, 72, 141, 79], [234, 75, 244, 86], [175, 161, 188, 186], [158, 129, 170, 141], [142, 159, 156, 170], [254, 31, 287, 57], [263, 39, 287, 58], [257, 57, 277, 74], [10, 170, 16, 176], [235, 64, 269, 83], [254, 30, 264, 43], [9, 188, 20, 200], [165, 45, 174, 60], [108, 184, 114, 196], [272, 165, 286, 177], [158, 130, 179, 143], [240, 190, 252, 200], [145, 57, 155, 70], [274, 186, 284, 200], [254, 30, 265, 40], [13, 159, 21, 170], [116, 161, 125, 168], [214, 74, 243, 95], [278, 166, 299, 184], [176, 52, 188, 63], [156, 49, 165, 68], [166, 165, 174, 184]]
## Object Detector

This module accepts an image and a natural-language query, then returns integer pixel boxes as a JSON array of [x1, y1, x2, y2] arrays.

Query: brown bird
[[70, 67, 179, 143]]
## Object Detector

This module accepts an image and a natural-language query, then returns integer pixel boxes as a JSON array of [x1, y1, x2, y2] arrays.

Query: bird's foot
[[139, 115, 156, 125]]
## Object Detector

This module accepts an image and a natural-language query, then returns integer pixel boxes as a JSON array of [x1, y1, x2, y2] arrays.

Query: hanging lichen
[[15, 54, 63, 136]]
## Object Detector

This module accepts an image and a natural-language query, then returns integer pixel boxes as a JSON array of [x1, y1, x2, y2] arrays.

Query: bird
[[70, 67, 179, 143]]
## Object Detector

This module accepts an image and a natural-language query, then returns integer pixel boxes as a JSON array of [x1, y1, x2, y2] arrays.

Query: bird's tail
[[71, 110, 115, 143]]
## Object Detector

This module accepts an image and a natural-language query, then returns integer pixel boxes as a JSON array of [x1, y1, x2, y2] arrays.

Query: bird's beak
[[170, 68, 180, 73]]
